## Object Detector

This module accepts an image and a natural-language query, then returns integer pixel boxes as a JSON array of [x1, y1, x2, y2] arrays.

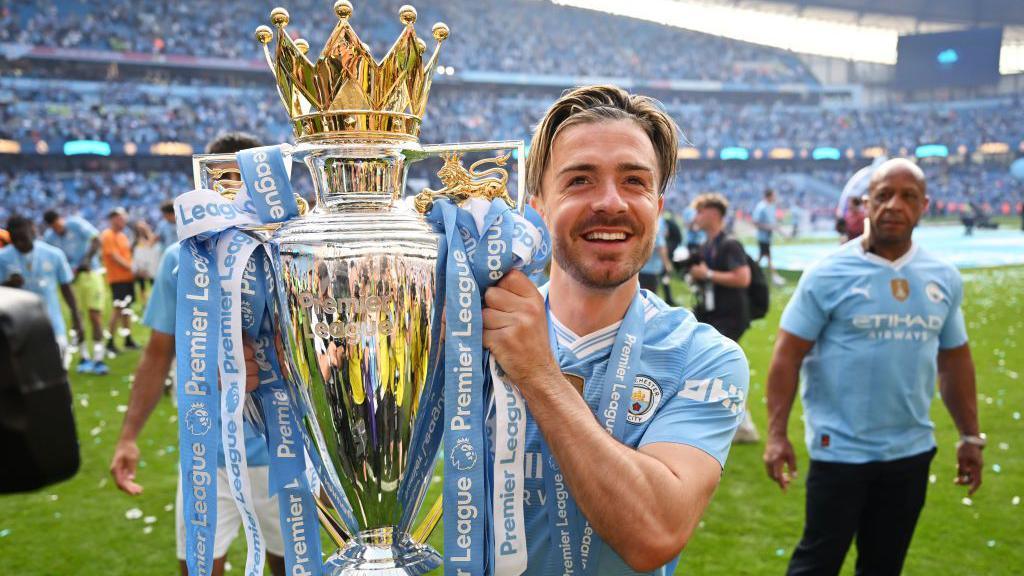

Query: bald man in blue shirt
[[764, 159, 983, 576]]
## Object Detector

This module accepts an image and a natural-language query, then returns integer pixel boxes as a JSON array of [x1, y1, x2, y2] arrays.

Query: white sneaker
[[733, 410, 760, 444]]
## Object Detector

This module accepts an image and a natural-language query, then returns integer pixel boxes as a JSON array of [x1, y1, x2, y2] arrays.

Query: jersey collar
[[544, 288, 659, 361], [857, 240, 918, 271]]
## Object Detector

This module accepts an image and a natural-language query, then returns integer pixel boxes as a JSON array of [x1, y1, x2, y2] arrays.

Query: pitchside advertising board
[[895, 27, 1003, 89]]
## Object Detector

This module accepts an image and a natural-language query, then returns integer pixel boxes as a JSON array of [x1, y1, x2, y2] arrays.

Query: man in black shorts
[[100, 207, 139, 352]]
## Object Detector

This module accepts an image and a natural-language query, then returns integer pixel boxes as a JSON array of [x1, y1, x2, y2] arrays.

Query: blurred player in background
[[0, 215, 83, 368], [43, 209, 109, 374], [100, 207, 139, 354], [753, 188, 785, 286], [111, 132, 286, 576]]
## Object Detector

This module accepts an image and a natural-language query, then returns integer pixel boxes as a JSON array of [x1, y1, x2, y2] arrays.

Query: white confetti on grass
[[164, 503, 174, 512], [992, 464, 1002, 473], [117, 404, 128, 413], [125, 508, 143, 520], [929, 474, 937, 484], [962, 497, 973, 507], [1012, 496, 1020, 506], [143, 516, 157, 524], [143, 526, 153, 535]]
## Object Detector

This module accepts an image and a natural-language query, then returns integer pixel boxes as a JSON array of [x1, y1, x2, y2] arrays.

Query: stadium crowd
[[1, 0, 814, 84], [5, 79, 1024, 163]]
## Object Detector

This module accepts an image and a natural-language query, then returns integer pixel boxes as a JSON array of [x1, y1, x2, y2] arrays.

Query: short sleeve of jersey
[[638, 329, 750, 468], [779, 267, 829, 341], [0, 248, 17, 281], [939, 269, 968, 349], [142, 245, 179, 335], [753, 204, 766, 224], [53, 248, 73, 284], [70, 217, 99, 240], [655, 221, 666, 248]]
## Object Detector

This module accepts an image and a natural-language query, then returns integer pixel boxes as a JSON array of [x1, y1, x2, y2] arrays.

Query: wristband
[[707, 269, 715, 282], [957, 433, 986, 449]]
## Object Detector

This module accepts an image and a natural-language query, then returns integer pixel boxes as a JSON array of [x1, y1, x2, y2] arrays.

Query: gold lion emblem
[[414, 151, 515, 213]]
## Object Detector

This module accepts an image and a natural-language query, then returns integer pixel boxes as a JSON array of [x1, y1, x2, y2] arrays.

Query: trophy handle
[[408, 140, 529, 215], [191, 150, 309, 215]]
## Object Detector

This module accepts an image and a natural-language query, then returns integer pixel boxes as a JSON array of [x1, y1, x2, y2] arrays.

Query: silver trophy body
[[268, 143, 442, 574]]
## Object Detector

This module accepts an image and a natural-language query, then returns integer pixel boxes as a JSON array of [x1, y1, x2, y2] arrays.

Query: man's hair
[[764, 189, 775, 198], [694, 193, 729, 216], [6, 214, 32, 234], [205, 132, 264, 154], [526, 85, 679, 197], [160, 200, 175, 214], [42, 210, 60, 225]]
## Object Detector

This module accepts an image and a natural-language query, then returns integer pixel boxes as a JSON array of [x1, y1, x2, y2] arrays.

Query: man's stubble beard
[[553, 232, 654, 291]]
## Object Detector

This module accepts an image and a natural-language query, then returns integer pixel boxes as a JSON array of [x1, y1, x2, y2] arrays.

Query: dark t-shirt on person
[[694, 232, 750, 337]]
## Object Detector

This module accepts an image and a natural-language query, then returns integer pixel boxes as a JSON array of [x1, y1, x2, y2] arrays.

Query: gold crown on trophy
[[255, 1, 449, 143]]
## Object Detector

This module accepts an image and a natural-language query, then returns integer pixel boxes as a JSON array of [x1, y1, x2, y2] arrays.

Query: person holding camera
[[685, 193, 759, 443], [686, 193, 751, 342]]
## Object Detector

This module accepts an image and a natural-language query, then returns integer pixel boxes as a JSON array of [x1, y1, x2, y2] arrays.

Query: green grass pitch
[[0, 266, 1020, 575]]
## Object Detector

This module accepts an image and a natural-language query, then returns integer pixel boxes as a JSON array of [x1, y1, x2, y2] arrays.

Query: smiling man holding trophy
[[173, 2, 747, 575]]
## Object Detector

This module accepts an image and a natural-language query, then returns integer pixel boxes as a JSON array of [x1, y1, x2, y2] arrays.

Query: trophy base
[[324, 528, 442, 576]]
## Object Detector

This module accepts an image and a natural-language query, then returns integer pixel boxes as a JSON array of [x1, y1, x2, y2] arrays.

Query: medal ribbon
[[175, 144, 337, 576], [536, 292, 647, 575]]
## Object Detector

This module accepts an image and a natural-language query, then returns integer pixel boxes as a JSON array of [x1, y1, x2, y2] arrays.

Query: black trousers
[[787, 448, 936, 576]]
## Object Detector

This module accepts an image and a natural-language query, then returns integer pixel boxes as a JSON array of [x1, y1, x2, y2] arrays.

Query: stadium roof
[[558, 0, 1024, 71], [743, 1, 1024, 28]]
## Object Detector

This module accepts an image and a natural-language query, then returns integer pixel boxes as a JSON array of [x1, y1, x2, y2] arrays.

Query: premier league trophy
[[189, 2, 529, 573]]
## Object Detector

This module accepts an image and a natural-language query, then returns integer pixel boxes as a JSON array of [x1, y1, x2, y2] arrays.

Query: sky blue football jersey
[[682, 206, 705, 247], [752, 200, 776, 244], [640, 220, 668, 275], [43, 216, 100, 270], [156, 219, 178, 249], [780, 241, 968, 463], [0, 241, 73, 338], [500, 288, 749, 575], [142, 242, 270, 468]]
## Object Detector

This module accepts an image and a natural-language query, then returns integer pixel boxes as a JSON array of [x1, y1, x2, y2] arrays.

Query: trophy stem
[[323, 527, 441, 576], [298, 144, 412, 212]]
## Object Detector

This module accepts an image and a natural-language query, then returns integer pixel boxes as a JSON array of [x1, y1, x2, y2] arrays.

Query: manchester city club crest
[[184, 403, 212, 436], [891, 278, 910, 302], [926, 281, 945, 303], [627, 375, 662, 424], [449, 437, 478, 471]]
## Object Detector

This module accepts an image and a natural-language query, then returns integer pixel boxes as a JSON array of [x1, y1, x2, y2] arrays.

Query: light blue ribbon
[[537, 292, 647, 575], [176, 144, 326, 576], [175, 235, 222, 576], [418, 198, 549, 576]]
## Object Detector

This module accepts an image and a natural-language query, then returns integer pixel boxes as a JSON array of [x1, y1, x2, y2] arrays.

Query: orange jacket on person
[[100, 228, 133, 283]]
